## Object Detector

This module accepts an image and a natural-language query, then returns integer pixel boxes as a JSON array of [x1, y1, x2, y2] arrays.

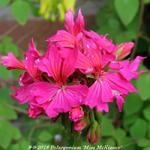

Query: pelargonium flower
[[0, 9, 144, 144]]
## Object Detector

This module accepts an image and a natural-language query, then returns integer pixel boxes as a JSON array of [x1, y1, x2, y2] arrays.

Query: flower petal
[[0, 52, 24, 70], [65, 9, 75, 34], [23, 39, 41, 79]]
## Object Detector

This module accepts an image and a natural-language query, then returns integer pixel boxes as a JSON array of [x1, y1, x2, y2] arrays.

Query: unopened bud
[[116, 42, 134, 60], [87, 121, 101, 144], [69, 106, 84, 122], [74, 117, 88, 132]]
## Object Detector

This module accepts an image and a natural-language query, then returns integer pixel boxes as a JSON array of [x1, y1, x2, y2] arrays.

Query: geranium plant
[[0, 10, 144, 144]]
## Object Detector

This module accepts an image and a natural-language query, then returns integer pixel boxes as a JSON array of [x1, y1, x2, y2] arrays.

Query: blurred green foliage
[[0, 0, 76, 24], [0, 0, 150, 149]]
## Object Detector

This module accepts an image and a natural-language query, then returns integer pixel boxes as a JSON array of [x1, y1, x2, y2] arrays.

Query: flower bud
[[116, 42, 134, 60], [28, 106, 43, 118], [69, 107, 84, 122], [87, 121, 101, 144], [73, 118, 88, 132]]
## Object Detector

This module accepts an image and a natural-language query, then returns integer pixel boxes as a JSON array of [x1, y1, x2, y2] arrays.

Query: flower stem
[[90, 109, 95, 123], [94, 109, 102, 124]]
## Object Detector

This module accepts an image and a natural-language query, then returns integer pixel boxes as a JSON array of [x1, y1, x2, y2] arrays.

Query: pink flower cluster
[[0, 10, 143, 141]]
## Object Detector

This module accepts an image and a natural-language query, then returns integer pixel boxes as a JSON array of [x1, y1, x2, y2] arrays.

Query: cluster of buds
[[0, 9, 144, 144]]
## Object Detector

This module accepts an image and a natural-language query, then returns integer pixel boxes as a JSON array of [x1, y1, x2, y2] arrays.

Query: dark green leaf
[[38, 130, 52, 142], [144, 0, 150, 4], [137, 138, 150, 147], [105, 138, 116, 146], [143, 106, 150, 121], [148, 123, 150, 138], [113, 128, 126, 145], [137, 73, 150, 100], [143, 146, 150, 150], [114, 0, 139, 26], [123, 115, 139, 128], [123, 93, 143, 116], [129, 118, 147, 139], [19, 140, 30, 150], [101, 116, 114, 136]]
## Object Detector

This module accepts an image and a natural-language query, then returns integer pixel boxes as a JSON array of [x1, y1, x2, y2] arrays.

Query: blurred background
[[0, 0, 150, 149]]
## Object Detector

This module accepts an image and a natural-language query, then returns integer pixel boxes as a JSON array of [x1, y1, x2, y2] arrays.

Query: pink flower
[[50, 30, 75, 49], [75, 32, 116, 74], [11, 85, 34, 104], [73, 118, 88, 132], [0, 38, 41, 81], [37, 44, 77, 84], [25, 45, 87, 118], [109, 56, 145, 80], [23, 39, 41, 79], [85, 71, 138, 112], [65, 9, 84, 35], [116, 42, 134, 60], [115, 95, 124, 112], [84, 31, 116, 53], [49, 9, 84, 49], [119, 56, 145, 81], [85, 77, 113, 112], [28, 104, 44, 118], [0, 52, 24, 70], [69, 107, 84, 122], [19, 72, 34, 86], [35, 83, 88, 118], [0, 9, 144, 143]]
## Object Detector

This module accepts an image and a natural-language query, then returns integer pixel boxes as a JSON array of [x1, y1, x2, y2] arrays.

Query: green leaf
[[0, 36, 19, 56], [143, 146, 150, 150], [0, 121, 13, 148], [0, 87, 17, 120], [19, 140, 30, 150], [129, 118, 147, 139], [137, 73, 150, 100], [113, 128, 126, 145], [0, 65, 10, 79], [114, 0, 139, 26], [105, 138, 116, 146], [38, 130, 52, 142], [143, 106, 150, 121], [12, 126, 21, 140], [137, 138, 150, 147], [0, 103, 17, 120], [9, 144, 20, 150], [0, 0, 9, 6], [11, 0, 30, 25], [123, 115, 139, 128], [0, 120, 22, 149], [148, 123, 150, 138], [116, 137, 134, 149], [0, 88, 13, 104], [101, 116, 114, 136], [123, 93, 143, 116], [144, 0, 150, 4]]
